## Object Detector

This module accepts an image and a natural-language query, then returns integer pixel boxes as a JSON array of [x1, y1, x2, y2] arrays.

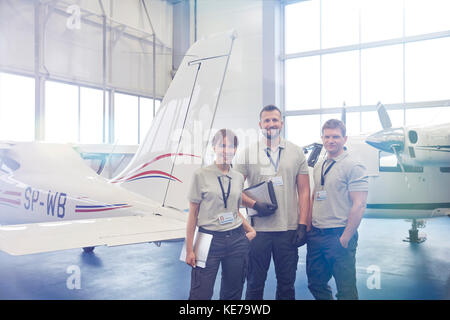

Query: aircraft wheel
[[83, 246, 95, 253]]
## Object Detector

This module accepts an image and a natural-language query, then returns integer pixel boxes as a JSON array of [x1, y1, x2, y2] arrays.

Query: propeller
[[365, 102, 410, 189]]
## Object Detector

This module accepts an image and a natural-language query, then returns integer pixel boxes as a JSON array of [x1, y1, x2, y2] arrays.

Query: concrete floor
[[0, 216, 449, 300]]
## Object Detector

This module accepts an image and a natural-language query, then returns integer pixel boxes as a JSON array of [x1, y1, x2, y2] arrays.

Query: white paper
[[179, 229, 213, 268]]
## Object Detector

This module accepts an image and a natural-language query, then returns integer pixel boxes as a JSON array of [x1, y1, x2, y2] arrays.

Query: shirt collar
[[327, 149, 348, 163], [210, 164, 232, 179]]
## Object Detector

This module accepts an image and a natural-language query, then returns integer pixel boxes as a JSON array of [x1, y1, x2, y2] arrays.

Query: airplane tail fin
[[110, 30, 236, 211]]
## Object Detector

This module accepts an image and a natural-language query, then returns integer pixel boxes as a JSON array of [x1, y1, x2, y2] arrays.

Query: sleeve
[[347, 163, 369, 192], [296, 146, 309, 175], [187, 170, 203, 204]]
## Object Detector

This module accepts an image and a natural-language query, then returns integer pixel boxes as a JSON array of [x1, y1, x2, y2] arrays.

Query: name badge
[[271, 176, 284, 186], [316, 190, 327, 201], [218, 212, 235, 225]]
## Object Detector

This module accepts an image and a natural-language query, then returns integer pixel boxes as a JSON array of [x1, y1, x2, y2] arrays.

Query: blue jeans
[[189, 225, 249, 300], [245, 230, 299, 300]]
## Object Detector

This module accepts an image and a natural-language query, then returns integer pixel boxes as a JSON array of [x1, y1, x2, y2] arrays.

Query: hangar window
[[45, 81, 79, 143], [286, 114, 320, 147], [283, 0, 450, 146], [114, 93, 139, 145], [0, 72, 35, 141], [46, 81, 110, 144], [139, 97, 160, 143], [80, 87, 109, 144], [406, 106, 450, 126], [114, 93, 160, 145]]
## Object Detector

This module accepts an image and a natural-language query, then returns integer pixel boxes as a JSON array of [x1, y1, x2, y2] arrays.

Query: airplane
[[0, 30, 237, 255], [303, 103, 450, 243]]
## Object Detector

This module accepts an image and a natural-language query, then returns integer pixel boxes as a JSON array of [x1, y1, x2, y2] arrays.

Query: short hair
[[211, 129, 238, 148], [259, 104, 282, 119], [322, 119, 346, 137]]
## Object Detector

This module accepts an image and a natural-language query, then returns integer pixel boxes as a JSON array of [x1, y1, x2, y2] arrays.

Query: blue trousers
[[245, 230, 298, 300], [306, 227, 359, 300], [189, 225, 249, 300]]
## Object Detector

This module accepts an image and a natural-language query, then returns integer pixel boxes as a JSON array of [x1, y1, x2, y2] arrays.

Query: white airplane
[[0, 30, 237, 255], [304, 104, 450, 243]]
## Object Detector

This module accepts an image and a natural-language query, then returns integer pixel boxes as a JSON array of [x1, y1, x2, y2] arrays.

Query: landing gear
[[83, 246, 95, 253], [403, 219, 426, 243]]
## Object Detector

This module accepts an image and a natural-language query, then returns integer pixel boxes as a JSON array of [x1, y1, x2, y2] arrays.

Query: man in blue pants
[[307, 119, 368, 300]]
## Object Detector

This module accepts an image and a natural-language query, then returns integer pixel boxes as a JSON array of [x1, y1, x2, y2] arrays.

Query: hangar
[[0, 0, 449, 300]]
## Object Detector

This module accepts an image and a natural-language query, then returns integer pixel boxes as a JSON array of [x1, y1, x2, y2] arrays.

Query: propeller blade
[[376, 102, 392, 130], [392, 146, 410, 190], [341, 102, 346, 125]]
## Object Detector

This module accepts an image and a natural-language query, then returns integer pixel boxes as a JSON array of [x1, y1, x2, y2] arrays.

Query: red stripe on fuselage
[[112, 153, 199, 183], [0, 197, 20, 206]]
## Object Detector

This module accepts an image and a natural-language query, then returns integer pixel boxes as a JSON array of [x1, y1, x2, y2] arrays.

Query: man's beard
[[262, 128, 280, 140]]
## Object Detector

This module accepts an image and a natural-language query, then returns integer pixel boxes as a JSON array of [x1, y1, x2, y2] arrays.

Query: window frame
[[282, 0, 450, 142]]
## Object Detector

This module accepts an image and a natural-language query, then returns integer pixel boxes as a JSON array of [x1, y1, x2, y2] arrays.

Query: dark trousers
[[189, 226, 249, 300], [306, 227, 358, 300], [245, 230, 298, 300]]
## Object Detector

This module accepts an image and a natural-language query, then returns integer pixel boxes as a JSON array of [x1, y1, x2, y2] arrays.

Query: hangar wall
[[0, 0, 173, 98], [0, 0, 277, 176]]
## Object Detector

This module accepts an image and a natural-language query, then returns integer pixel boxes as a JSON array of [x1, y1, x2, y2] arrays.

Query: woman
[[185, 129, 256, 300]]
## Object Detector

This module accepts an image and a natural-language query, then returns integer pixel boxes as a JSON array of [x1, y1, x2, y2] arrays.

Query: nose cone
[[365, 128, 405, 153]]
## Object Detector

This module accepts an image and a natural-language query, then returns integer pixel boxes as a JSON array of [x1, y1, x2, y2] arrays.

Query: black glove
[[253, 201, 277, 217], [292, 224, 307, 247]]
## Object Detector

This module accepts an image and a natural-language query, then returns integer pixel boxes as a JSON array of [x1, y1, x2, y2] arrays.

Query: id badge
[[316, 190, 327, 201], [218, 212, 235, 225], [271, 176, 284, 186]]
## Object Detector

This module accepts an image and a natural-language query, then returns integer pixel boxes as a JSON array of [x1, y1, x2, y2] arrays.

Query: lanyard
[[265, 148, 282, 172], [217, 176, 231, 209], [321, 159, 336, 186]]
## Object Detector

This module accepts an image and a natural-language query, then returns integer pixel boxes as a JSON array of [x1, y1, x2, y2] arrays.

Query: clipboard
[[179, 228, 213, 268], [244, 180, 278, 217]]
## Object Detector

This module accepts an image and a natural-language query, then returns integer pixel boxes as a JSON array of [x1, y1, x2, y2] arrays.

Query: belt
[[311, 226, 345, 235], [199, 225, 244, 237]]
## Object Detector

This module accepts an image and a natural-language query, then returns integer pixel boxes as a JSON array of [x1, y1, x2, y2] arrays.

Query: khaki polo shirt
[[188, 164, 244, 231], [312, 151, 369, 229], [234, 138, 309, 232]]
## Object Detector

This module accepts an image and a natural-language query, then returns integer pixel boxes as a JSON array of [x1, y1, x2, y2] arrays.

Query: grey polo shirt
[[234, 138, 309, 232], [188, 164, 244, 231], [311, 151, 369, 229]]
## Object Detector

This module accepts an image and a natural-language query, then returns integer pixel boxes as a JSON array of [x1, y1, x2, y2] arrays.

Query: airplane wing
[[0, 214, 186, 256]]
